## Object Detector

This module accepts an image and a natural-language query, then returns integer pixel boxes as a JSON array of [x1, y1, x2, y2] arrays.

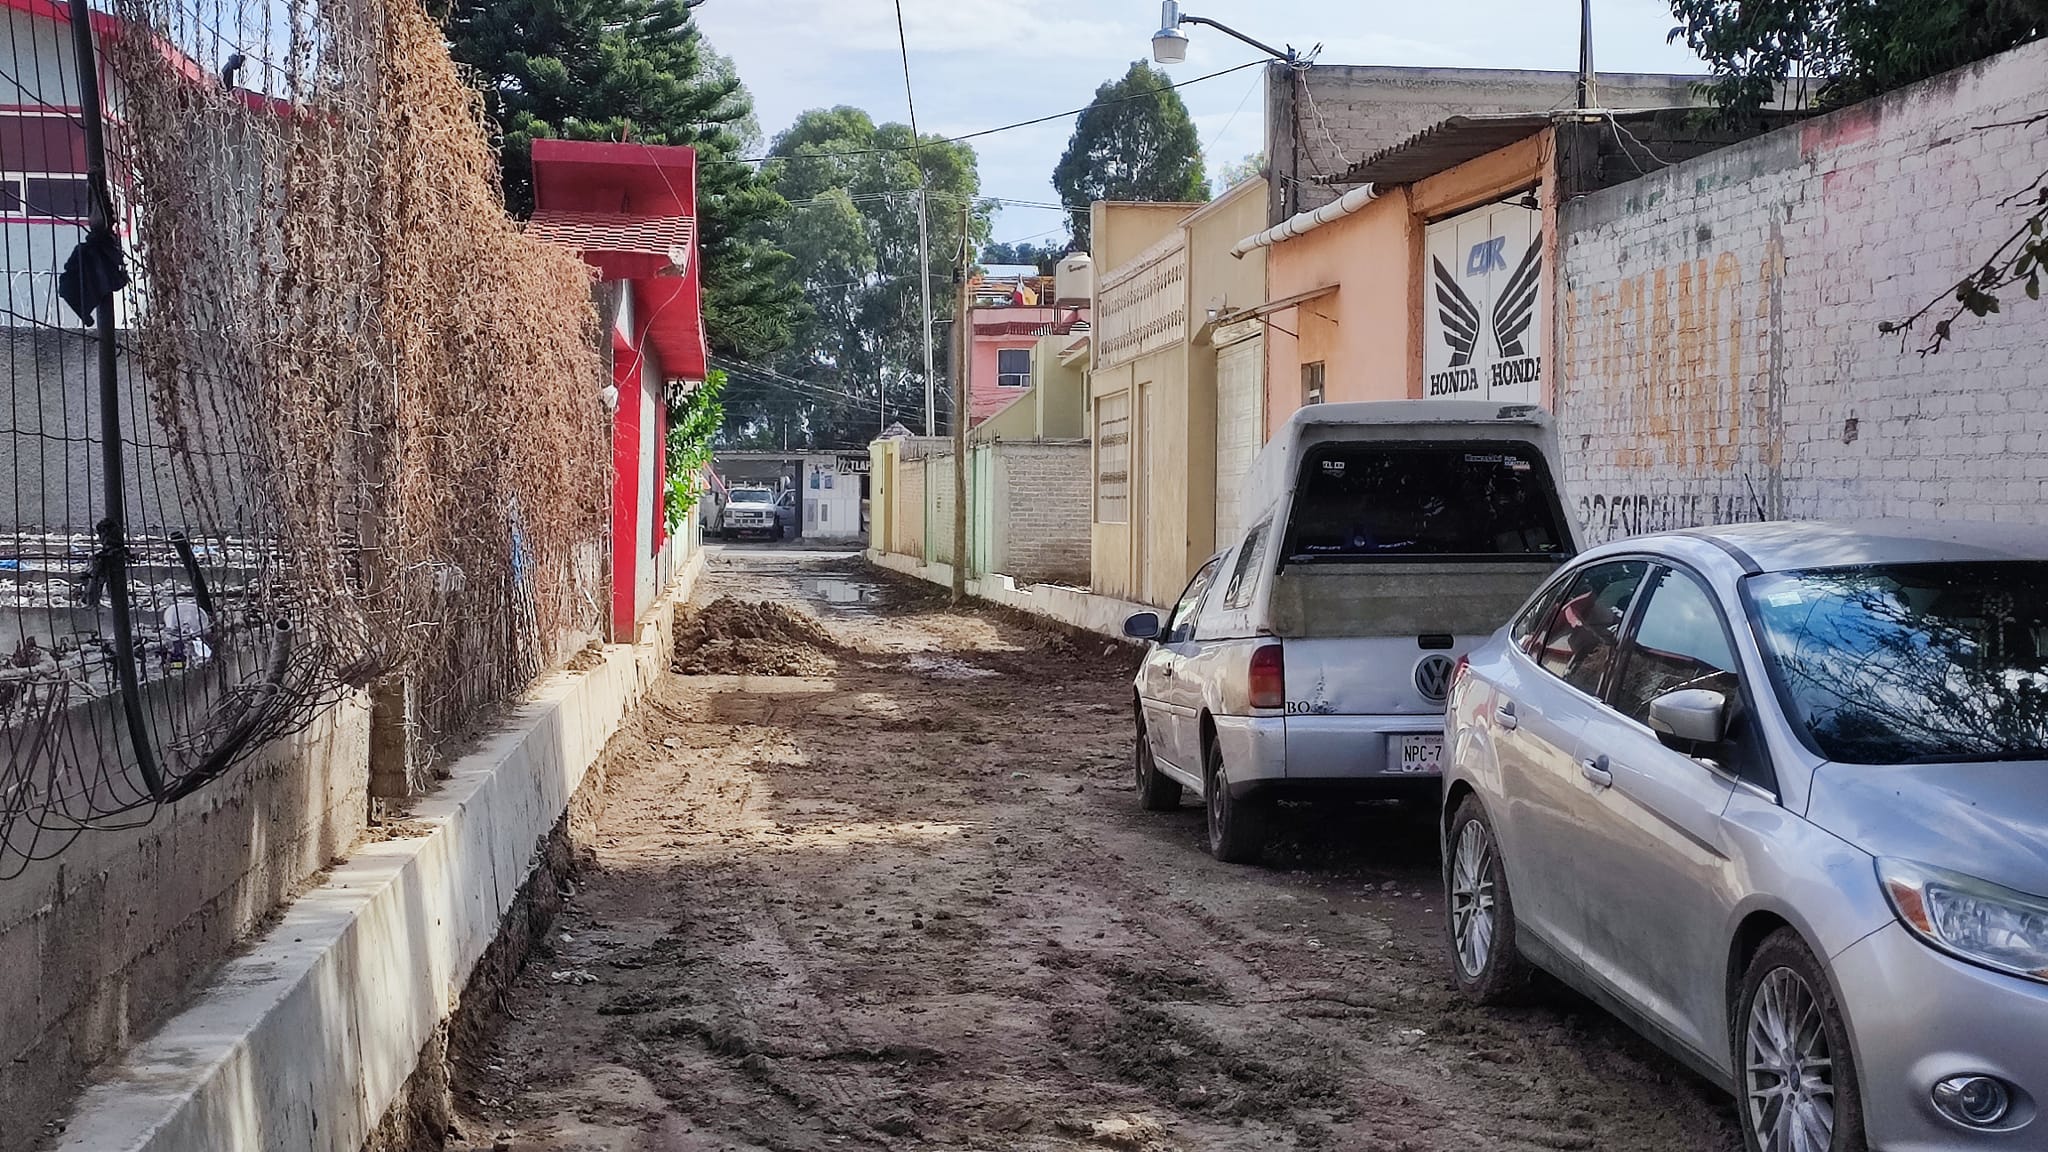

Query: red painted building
[[527, 140, 708, 639]]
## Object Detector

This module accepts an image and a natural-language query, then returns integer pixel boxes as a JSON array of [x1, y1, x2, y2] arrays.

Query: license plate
[[1391, 733, 1444, 774]]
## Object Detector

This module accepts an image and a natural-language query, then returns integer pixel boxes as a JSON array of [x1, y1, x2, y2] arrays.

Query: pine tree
[[1052, 61, 1211, 250], [441, 0, 801, 363]]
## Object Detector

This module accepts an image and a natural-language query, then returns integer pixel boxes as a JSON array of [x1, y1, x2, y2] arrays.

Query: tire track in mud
[[452, 548, 1739, 1152]]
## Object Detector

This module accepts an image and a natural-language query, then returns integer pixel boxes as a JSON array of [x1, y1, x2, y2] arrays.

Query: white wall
[[801, 455, 863, 539], [632, 335, 663, 616]]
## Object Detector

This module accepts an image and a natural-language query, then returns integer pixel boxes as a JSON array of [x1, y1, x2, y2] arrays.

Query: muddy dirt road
[[455, 548, 1740, 1152]]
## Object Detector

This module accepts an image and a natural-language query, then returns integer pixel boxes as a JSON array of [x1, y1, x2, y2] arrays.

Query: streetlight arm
[[1177, 14, 1294, 64]]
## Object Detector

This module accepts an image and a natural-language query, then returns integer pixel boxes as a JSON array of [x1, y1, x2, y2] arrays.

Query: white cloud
[[693, 0, 1707, 236], [699, 0, 1121, 58]]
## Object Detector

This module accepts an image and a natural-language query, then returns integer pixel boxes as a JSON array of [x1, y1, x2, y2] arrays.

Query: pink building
[[968, 274, 1089, 426]]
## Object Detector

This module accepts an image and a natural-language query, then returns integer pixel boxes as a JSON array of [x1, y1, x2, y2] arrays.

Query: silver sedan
[[1443, 520, 2048, 1152]]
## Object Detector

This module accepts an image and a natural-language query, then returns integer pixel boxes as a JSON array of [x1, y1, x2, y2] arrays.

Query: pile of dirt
[[672, 597, 844, 676]]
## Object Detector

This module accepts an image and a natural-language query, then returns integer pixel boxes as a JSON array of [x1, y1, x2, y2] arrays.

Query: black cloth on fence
[[59, 229, 131, 325]]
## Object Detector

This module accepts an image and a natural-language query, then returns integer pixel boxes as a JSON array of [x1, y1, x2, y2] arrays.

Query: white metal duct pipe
[[1229, 184, 1379, 258]]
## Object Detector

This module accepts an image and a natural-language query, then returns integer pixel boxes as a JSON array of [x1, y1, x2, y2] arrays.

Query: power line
[[892, 0, 938, 437], [702, 59, 1267, 168], [712, 356, 895, 410], [1204, 67, 1265, 178], [892, 0, 922, 148], [717, 365, 863, 408]]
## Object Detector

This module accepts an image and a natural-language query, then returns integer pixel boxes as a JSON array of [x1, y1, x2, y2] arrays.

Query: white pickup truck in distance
[[719, 487, 782, 540]]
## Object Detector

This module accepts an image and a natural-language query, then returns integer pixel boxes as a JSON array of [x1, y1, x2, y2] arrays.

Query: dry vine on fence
[[2, 0, 610, 877]]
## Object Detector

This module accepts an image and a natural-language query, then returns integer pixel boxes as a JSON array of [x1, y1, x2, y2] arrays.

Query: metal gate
[[1214, 326, 1264, 547]]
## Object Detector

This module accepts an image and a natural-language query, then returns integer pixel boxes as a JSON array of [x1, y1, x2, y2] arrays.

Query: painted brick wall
[[997, 441, 1091, 586], [1556, 39, 2048, 543]]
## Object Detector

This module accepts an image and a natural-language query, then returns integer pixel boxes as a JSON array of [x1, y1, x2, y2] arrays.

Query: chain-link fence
[[2, 0, 611, 878]]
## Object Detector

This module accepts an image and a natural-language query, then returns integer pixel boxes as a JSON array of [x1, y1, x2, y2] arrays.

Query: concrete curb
[[52, 549, 705, 1152], [866, 549, 1152, 639]]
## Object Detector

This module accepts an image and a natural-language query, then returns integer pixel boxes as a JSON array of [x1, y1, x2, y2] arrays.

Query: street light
[[1151, 1, 1296, 65], [1154, 0, 1599, 110]]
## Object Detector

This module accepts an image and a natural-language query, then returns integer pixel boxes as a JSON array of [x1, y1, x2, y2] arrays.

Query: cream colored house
[[1088, 181, 1268, 607]]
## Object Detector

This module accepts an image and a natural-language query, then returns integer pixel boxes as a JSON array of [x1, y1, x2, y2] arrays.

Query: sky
[[693, 0, 1711, 248]]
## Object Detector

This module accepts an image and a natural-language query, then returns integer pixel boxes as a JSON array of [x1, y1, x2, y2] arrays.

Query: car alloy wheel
[[1745, 967, 1837, 1152], [1450, 818, 1497, 979]]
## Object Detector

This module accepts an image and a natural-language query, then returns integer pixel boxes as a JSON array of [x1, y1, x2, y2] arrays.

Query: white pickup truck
[[1124, 401, 1583, 862], [719, 487, 782, 540]]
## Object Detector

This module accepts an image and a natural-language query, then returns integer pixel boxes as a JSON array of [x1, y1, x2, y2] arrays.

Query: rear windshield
[[1746, 561, 2048, 765], [1281, 442, 1570, 560]]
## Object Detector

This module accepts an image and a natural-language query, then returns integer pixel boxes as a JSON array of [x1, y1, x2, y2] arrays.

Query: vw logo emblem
[[1415, 654, 1457, 703]]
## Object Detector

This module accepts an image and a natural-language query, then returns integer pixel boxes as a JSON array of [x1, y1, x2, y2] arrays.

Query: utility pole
[[1576, 0, 1597, 110], [918, 192, 937, 436], [951, 203, 971, 605]]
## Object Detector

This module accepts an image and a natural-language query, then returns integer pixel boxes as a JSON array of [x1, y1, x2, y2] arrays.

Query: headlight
[[1879, 858, 2048, 984]]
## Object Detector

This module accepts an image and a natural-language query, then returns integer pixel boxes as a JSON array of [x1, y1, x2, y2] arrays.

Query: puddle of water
[[809, 577, 882, 611], [905, 653, 999, 680]]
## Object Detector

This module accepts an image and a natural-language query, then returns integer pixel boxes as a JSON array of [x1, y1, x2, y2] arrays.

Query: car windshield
[[1282, 442, 1569, 560], [1745, 561, 2048, 764], [731, 489, 774, 505]]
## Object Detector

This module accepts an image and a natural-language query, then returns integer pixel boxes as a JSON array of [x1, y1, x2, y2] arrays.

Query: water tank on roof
[[1055, 254, 1094, 307]]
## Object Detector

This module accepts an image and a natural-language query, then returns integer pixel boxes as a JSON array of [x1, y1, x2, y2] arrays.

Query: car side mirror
[[1123, 612, 1161, 641], [1648, 688, 1728, 748]]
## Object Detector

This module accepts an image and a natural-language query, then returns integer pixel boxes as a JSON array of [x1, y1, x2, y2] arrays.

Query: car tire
[[1133, 716, 1182, 811], [1734, 930, 1867, 1152], [1204, 738, 1267, 864], [1444, 795, 1531, 1004]]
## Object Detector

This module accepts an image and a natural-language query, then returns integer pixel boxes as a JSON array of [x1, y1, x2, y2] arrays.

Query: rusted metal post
[[67, 0, 162, 799]]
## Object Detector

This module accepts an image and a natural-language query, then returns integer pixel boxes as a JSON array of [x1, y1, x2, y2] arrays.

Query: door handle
[[1493, 700, 1518, 730], [1581, 755, 1613, 789]]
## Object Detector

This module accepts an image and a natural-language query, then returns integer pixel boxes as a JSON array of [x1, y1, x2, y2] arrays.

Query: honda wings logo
[[1435, 239, 1540, 363], [1414, 654, 1457, 704], [1423, 203, 1544, 403]]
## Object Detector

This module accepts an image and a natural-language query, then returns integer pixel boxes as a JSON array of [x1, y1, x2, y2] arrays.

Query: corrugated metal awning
[[527, 210, 697, 263], [1336, 113, 1553, 187]]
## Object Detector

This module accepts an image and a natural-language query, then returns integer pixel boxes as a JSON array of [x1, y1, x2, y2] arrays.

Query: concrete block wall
[[1555, 38, 2048, 543], [894, 459, 925, 560], [0, 332, 247, 534], [1270, 66, 1704, 222], [928, 454, 958, 567], [996, 441, 1091, 586], [0, 696, 372, 1148], [48, 552, 702, 1152]]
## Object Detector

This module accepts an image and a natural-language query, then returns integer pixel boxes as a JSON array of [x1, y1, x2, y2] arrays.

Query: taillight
[[1249, 644, 1285, 710]]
